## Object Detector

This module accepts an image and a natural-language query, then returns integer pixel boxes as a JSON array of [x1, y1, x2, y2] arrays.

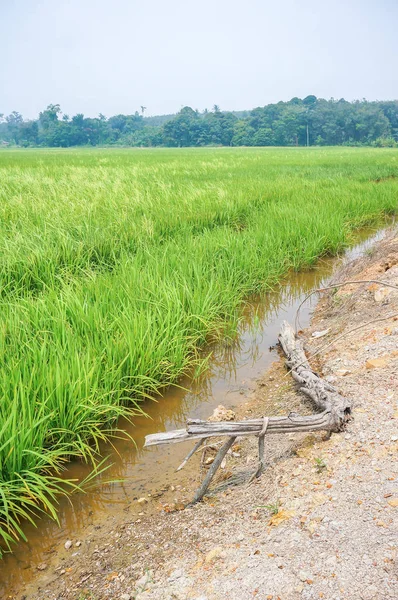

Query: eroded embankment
[[14, 233, 398, 600]]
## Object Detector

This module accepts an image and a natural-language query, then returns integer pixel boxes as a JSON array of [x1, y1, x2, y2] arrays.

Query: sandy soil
[[21, 231, 398, 600]]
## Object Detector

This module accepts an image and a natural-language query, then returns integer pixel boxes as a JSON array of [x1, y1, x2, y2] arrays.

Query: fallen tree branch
[[145, 411, 340, 447], [278, 321, 351, 429], [144, 321, 351, 502]]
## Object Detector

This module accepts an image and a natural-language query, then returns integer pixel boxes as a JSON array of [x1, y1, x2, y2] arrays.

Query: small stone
[[167, 568, 184, 582], [37, 563, 47, 571], [75, 541, 82, 547], [208, 405, 236, 422], [335, 369, 352, 377], [366, 358, 387, 369], [64, 540, 72, 550], [135, 574, 148, 589], [298, 570, 310, 582], [205, 547, 224, 563], [387, 498, 398, 507], [120, 595, 131, 600], [374, 288, 390, 302], [137, 497, 148, 504], [312, 328, 330, 338]]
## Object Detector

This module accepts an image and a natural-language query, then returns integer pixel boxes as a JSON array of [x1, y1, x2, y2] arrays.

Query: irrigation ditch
[[0, 223, 392, 598]]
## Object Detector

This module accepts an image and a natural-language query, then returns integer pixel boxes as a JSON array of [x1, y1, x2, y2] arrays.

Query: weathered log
[[144, 321, 351, 502], [145, 410, 338, 447], [278, 320, 351, 430]]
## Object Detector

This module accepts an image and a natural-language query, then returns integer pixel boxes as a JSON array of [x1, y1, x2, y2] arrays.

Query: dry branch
[[144, 321, 351, 502], [176, 438, 206, 472], [144, 411, 338, 447], [193, 437, 237, 502], [278, 321, 351, 431]]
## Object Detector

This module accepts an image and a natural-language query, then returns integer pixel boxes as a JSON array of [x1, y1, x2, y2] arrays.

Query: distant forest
[[1, 96, 398, 148]]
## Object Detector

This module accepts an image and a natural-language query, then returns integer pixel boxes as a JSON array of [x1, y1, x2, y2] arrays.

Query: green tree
[[5, 111, 23, 144]]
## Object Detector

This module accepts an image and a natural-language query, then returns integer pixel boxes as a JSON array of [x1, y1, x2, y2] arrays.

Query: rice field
[[0, 146, 397, 551]]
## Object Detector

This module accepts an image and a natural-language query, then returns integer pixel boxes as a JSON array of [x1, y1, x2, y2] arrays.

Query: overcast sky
[[1, 0, 397, 119]]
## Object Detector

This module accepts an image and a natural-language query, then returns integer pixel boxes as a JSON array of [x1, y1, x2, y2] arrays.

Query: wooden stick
[[192, 437, 237, 503], [144, 411, 336, 447], [256, 416, 269, 477], [176, 438, 206, 472], [248, 416, 269, 483]]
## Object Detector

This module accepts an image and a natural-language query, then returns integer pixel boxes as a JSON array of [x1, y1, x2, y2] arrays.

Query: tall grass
[[0, 146, 397, 550]]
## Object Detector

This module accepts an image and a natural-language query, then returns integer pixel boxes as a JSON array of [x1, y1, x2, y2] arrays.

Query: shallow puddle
[[0, 225, 389, 597]]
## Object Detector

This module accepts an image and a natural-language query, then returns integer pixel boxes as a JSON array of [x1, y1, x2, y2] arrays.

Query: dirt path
[[21, 232, 398, 600]]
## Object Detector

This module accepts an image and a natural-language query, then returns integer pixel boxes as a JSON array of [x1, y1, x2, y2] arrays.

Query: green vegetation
[[257, 501, 281, 515], [314, 457, 328, 473], [0, 146, 397, 551], [1, 96, 398, 148]]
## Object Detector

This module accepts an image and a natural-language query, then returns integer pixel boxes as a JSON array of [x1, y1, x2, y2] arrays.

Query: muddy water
[[0, 226, 388, 597]]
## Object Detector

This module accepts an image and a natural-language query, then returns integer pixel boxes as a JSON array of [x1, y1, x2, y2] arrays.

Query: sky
[[1, 0, 397, 119]]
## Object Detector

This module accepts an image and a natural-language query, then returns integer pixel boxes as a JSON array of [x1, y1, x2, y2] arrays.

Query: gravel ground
[[26, 232, 398, 600]]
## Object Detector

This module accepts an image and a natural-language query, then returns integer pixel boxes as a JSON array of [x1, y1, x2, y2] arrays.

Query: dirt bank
[[15, 231, 398, 600]]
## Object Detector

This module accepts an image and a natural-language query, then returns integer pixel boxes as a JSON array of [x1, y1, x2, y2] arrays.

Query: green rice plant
[[0, 146, 397, 550]]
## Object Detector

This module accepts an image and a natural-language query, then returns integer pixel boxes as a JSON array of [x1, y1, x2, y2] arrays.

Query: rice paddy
[[0, 146, 397, 552]]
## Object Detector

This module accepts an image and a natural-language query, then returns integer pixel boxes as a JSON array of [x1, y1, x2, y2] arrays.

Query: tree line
[[1, 96, 397, 148]]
